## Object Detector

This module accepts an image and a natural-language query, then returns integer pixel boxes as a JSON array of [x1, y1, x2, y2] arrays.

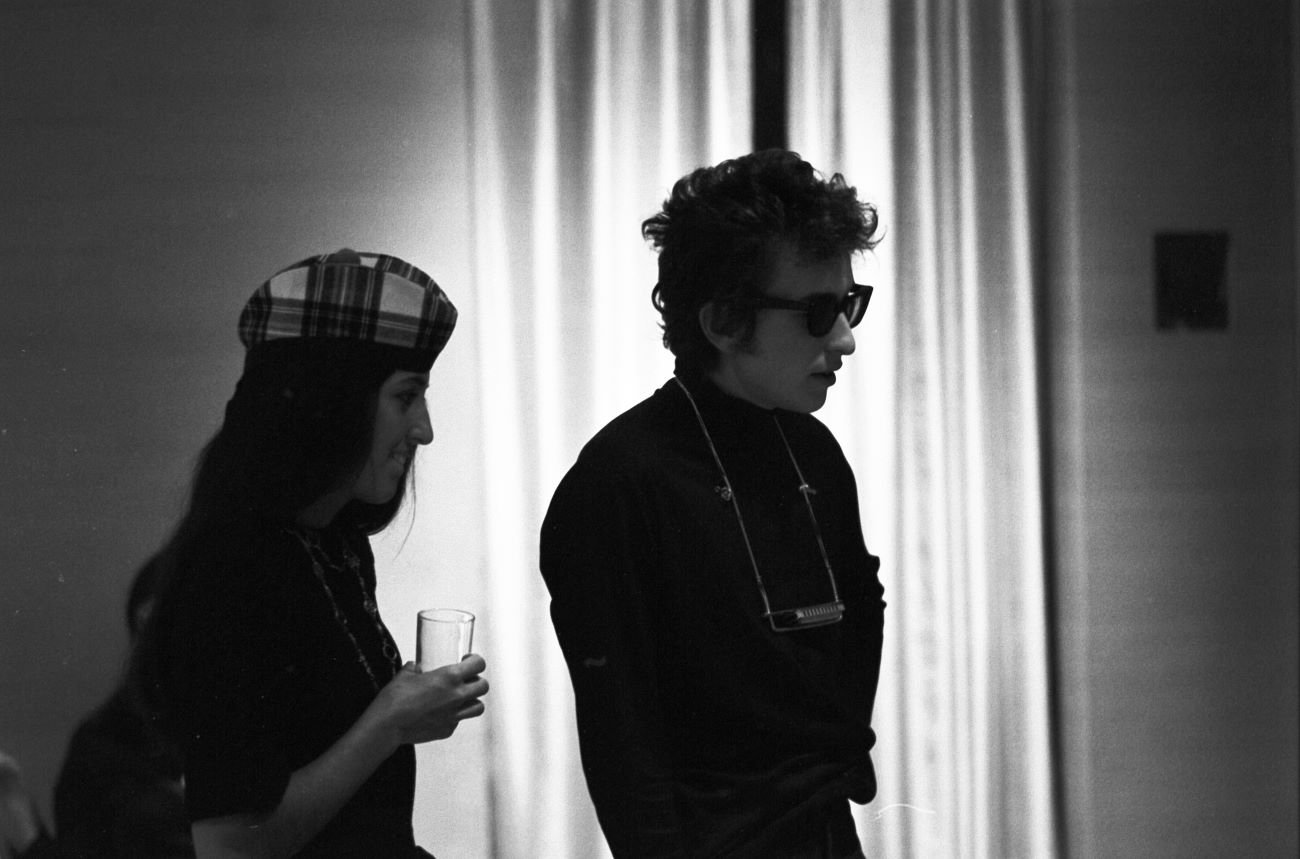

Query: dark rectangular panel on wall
[[1154, 231, 1230, 329]]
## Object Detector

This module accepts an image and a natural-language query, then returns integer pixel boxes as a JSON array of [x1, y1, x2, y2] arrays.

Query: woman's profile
[[131, 249, 487, 858]]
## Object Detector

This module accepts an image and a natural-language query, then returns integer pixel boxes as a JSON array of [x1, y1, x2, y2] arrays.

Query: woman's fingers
[[456, 699, 486, 720], [454, 653, 487, 677], [462, 675, 489, 699]]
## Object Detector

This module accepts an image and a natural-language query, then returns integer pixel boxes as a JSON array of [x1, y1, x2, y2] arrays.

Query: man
[[541, 150, 885, 858]]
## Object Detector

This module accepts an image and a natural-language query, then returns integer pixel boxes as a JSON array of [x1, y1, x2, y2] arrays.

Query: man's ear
[[698, 302, 738, 354]]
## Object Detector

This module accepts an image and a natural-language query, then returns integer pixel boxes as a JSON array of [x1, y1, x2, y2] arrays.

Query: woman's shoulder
[[179, 517, 317, 605]]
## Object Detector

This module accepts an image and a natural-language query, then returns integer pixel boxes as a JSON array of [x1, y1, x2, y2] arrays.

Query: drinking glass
[[416, 608, 475, 671]]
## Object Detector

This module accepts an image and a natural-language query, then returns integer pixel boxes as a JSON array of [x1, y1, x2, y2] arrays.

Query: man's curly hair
[[643, 149, 879, 371]]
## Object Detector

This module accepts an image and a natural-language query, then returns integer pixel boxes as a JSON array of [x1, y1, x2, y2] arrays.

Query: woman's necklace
[[287, 526, 399, 690], [673, 376, 844, 632]]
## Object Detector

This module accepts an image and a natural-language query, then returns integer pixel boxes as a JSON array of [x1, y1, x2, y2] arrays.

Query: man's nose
[[826, 312, 856, 356]]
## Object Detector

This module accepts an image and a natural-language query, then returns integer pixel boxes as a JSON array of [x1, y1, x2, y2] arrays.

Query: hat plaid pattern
[[239, 249, 457, 363]]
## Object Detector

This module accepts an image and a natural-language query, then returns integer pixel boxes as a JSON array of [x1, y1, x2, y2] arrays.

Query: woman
[[132, 250, 488, 858]]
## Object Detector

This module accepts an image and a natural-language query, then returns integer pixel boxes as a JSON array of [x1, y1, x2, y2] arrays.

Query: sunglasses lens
[[807, 296, 839, 336], [844, 293, 868, 328], [807, 291, 870, 336]]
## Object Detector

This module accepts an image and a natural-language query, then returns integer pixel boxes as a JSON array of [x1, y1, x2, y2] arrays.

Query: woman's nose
[[411, 403, 434, 445]]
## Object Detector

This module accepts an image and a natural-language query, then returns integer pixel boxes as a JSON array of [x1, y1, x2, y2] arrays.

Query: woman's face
[[351, 369, 434, 505]]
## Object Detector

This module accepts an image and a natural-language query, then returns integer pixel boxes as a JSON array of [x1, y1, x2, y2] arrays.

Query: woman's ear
[[698, 302, 738, 354]]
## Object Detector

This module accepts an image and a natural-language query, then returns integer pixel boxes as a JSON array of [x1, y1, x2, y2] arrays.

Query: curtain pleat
[[792, 1, 1057, 856], [466, 3, 749, 855]]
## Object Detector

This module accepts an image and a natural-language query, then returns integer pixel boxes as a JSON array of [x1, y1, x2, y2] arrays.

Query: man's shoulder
[[571, 382, 680, 469], [543, 384, 690, 523], [782, 408, 846, 450]]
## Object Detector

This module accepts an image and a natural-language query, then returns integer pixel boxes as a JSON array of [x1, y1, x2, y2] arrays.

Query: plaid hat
[[238, 249, 457, 370]]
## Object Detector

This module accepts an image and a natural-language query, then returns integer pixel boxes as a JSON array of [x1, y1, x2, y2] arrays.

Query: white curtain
[[790, 1, 1058, 857], [465, 2, 750, 856]]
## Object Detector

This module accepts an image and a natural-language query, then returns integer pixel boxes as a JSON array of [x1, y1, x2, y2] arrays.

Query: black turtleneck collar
[[669, 365, 784, 429]]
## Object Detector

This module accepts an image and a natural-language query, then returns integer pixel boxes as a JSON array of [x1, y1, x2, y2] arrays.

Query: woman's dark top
[[540, 374, 886, 858], [159, 516, 420, 857]]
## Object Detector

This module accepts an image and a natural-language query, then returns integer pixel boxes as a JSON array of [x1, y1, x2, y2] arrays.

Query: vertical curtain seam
[[1021, 0, 1070, 849]]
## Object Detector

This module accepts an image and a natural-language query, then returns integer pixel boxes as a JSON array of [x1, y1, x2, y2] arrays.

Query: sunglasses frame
[[743, 283, 874, 337]]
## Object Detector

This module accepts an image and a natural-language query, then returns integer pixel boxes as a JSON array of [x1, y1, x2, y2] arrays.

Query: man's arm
[[541, 467, 687, 858]]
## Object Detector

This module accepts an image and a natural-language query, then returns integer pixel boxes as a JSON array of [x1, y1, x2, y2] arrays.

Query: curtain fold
[[465, 3, 750, 855], [791, 1, 1057, 856]]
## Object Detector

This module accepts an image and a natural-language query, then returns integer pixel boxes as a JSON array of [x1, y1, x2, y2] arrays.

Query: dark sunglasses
[[745, 284, 874, 337]]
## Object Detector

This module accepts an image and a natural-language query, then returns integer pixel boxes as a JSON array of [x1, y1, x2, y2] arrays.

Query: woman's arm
[[191, 657, 487, 859]]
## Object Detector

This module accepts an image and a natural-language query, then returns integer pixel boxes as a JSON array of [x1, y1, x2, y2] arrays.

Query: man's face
[[709, 245, 857, 413]]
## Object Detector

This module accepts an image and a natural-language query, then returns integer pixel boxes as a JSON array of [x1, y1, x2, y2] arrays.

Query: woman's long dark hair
[[130, 339, 421, 736]]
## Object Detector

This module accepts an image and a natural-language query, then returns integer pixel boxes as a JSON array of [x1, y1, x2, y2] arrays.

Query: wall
[[0, 1, 491, 854], [1048, 1, 1299, 856]]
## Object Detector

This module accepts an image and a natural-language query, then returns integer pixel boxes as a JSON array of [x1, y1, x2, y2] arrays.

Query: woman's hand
[[368, 655, 489, 746]]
